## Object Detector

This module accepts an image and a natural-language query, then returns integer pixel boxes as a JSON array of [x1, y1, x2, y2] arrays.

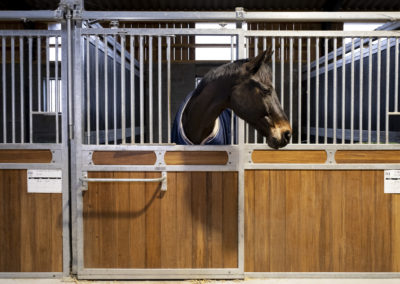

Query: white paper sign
[[27, 169, 62, 193], [384, 170, 400, 194]]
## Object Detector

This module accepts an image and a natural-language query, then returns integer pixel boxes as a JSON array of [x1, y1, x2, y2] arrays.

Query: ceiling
[[1, 0, 400, 11]]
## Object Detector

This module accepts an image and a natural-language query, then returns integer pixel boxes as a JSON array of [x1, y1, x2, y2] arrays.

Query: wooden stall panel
[[335, 150, 400, 163], [245, 170, 400, 272], [252, 150, 327, 164], [0, 150, 52, 163], [92, 151, 157, 165], [165, 151, 229, 165], [0, 170, 63, 272], [83, 171, 238, 269]]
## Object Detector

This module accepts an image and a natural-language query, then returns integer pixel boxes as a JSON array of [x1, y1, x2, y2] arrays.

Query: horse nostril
[[283, 130, 291, 142]]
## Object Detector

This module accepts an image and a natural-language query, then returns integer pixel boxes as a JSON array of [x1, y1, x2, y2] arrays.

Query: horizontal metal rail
[[80, 172, 167, 191], [80, 11, 400, 22], [80, 28, 400, 38], [0, 10, 400, 22], [0, 10, 58, 21], [0, 30, 61, 36]]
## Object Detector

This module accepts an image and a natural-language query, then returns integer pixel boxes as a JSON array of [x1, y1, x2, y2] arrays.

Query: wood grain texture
[[252, 150, 327, 164], [335, 150, 400, 163], [83, 171, 238, 269], [0, 169, 62, 272], [245, 170, 400, 272], [92, 151, 156, 165], [0, 150, 52, 163], [165, 151, 229, 165]]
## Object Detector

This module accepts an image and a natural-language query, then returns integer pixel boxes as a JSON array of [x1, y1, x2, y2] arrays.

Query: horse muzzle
[[268, 122, 292, 149]]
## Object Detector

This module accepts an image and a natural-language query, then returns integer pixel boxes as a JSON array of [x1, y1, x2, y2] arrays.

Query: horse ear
[[246, 49, 273, 74], [264, 48, 273, 63]]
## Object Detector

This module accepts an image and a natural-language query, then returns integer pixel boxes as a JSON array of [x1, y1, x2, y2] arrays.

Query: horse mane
[[192, 59, 249, 98]]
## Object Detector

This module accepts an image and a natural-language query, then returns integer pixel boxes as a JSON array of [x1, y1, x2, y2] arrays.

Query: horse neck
[[182, 79, 231, 144]]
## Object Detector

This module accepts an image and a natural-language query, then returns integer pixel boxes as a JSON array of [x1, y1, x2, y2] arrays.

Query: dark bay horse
[[172, 49, 292, 149]]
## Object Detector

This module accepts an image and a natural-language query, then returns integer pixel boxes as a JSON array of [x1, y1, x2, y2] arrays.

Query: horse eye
[[261, 87, 271, 96]]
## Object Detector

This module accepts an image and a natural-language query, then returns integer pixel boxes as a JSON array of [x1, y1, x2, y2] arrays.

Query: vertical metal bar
[[37, 36, 41, 112], [55, 35, 59, 143], [66, 11, 73, 140], [113, 35, 117, 144], [245, 37, 249, 144], [395, 38, 399, 113], [158, 36, 162, 143], [104, 35, 108, 145], [254, 37, 258, 143], [263, 36, 267, 145], [19, 37, 24, 143], [315, 38, 319, 144], [149, 36, 153, 143], [324, 38, 328, 144], [231, 35, 235, 144], [281, 37, 284, 107], [385, 37, 390, 144], [350, 38, 355, 144], [86, 37, 90, 144], [11, 37, 15, 143], [368, 38, 372, 144], [95, 36, 99, 145], [121, 35, 126, 144], [139, 35, 144, 143], [172, 23, 176, 61], [359, 38, 364, 143], [237, 32, 245, 146], [272, 37, 276, 88], [231, 36, 234, 62], [236, 30, 246, 277], [342, 37, 346, 144], [377, 38, 381, 144], [246, 37, 251, 143], [29, 37, 32, 143], [187, 23, 190, 61], [298, 37, 302, 144], [167, 36, 172, 143], [307, 37, 310, 144], [2, 37, 6, 143], [289, 37, 293, 143], [46, 37, 50, 113], [130, 35, 135, 144], [333, 38, 337, 144]]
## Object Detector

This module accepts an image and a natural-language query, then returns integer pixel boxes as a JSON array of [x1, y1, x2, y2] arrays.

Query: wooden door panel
[[245, 170, 400, 272], [83, 171, 238, 269], [0, 169, 63, 272]]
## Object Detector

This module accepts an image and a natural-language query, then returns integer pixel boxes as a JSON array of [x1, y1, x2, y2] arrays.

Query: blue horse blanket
[[172, 91, 232, 145]]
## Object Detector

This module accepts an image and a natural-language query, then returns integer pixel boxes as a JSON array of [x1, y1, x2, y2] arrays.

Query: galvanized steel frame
[[0, 23, 70, 279], [1, 7, 400, 280]]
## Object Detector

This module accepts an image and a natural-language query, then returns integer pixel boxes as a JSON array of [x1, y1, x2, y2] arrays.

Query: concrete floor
[[1, 279, 400, 284]]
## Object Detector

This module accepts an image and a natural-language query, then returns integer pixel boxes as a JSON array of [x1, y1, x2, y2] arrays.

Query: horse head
[[229, 49, 292, 149]]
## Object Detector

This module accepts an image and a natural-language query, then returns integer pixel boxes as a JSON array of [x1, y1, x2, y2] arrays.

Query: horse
[[172, 49, 292, 149]]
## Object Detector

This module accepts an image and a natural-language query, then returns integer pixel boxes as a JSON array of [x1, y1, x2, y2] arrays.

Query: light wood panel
[[0, 150, 52, 163], [252, 150, 327, 164], [164, 151, 229, 165], [0, 170, 63, 272], [335, 150, 400, 163], [92, 151, 157, 165], [83, 171, 238, 268], [245, 170, 400, 272]]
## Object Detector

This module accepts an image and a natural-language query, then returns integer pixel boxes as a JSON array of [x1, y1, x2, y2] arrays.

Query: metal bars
[[77, 29, 400, 147], [0, 33, 62, 145], [82, 32, 178, 145]]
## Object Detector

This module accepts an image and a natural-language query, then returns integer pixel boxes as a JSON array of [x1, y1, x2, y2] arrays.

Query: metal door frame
[[0, 11, 71, 278]]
